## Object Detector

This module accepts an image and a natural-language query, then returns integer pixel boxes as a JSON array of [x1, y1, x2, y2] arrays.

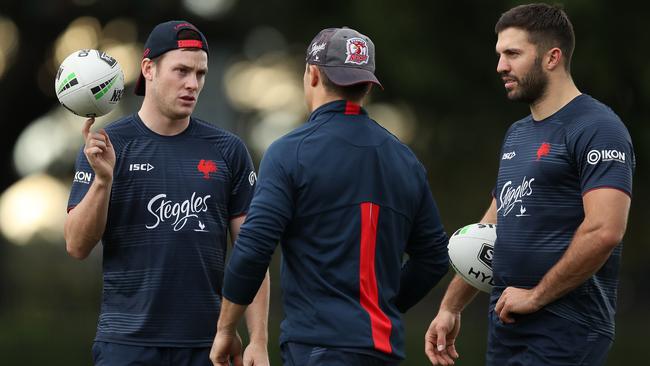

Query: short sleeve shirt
[[68, 114, 256, 346], [492, 94, 635, 339]]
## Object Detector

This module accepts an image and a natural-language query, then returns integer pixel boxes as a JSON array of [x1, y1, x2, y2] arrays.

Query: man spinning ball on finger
[[64, 20, 270, 366]]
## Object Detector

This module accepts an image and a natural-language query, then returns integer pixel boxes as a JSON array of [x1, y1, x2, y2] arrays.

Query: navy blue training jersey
[[492, 94, 635, 339], [67, 113, 256, 347], [223, 100, 449, 359]]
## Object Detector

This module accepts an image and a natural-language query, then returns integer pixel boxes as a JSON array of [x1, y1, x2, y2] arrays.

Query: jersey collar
[[308, 100, 368, 122]]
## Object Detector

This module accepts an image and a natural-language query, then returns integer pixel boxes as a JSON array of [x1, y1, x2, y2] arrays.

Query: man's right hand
[[210, 330, 243, 366], [82, 117, 115, 184], [425, 309, 461, 365]]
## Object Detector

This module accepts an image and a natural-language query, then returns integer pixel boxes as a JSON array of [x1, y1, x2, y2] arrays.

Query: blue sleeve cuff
[[222, 261, 266, 305]]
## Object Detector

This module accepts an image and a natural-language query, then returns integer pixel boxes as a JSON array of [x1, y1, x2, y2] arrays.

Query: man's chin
[[505, 90, 519, 101], [505, 90, 531, 103], [171, 106, 195, 120]]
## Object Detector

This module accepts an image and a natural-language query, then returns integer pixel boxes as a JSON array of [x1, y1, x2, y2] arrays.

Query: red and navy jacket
[[223, 100, 449, 359]]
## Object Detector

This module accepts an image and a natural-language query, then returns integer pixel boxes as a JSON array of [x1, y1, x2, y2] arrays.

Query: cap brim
[[134, 73, 146, 96], [320, 66, 383, 90]]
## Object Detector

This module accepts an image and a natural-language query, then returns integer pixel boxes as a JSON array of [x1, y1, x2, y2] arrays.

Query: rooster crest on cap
[[345, 38, 369, 65]]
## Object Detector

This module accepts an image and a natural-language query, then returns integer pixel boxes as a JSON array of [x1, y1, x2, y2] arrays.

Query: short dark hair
[[315, 66, 371, 102], [495, 3, 575, 71]]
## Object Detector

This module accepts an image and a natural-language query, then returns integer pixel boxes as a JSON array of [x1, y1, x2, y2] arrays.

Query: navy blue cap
[[306, 27, 382, 89], [134, 20, 209, 96]]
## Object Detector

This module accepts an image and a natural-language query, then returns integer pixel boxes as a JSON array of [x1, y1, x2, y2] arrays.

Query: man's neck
[[530, 77, 581, 121], [138, 98, 190, 136], [309, 94, 344, 113]]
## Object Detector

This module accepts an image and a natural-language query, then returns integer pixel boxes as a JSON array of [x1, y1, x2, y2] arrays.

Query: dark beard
[[503, 56, 548, 104]]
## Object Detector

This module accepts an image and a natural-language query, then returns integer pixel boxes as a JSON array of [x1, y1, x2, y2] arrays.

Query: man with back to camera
[[208, 27, 450, 365], [425, 4, 635, 366], [64, 20, 270, 366]]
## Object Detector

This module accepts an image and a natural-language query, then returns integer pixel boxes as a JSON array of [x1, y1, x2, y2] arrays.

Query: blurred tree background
[[0, 0, 647, 365]]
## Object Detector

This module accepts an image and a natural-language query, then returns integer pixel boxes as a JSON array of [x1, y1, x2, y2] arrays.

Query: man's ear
[[308, 64, 320, 87], [545, 47, 563, 71], [142, 58, 155, 81]]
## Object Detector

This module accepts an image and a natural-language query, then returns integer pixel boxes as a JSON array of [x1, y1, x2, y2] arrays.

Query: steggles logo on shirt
[[146, 192, 211, 231], [497, 176, 535, 217]]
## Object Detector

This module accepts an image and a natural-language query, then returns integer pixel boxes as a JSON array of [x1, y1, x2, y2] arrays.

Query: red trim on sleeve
[[67, 205, 76, 213], [359, 202, 393, 354], [344, 101, 361, 115], [177, 40, 203, 49]]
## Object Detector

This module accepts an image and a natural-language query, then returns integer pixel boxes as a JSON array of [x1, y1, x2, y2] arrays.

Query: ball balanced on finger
[[55, 49, 125, 118]]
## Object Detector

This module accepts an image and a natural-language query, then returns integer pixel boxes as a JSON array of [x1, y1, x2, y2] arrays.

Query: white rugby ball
[[55, 49, 124, 117], [449, 223, 496, 293]]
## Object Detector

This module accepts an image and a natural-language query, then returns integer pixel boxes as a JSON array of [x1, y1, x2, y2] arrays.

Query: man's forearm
[[217, 298, 248, 336], [531, 222, 619, 307], [243, 270, 270, 344], [64, 179, 112, 259], [437, 199, 494, 313], [531, 189, 629, 308], [440, 275, 480, 313]]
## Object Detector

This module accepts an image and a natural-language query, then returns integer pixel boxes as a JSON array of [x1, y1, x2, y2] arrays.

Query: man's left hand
[[243, 341, 269, 366], [495, 286, 543, 323]]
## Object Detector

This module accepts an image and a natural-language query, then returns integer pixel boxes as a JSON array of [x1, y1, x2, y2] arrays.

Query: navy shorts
[[92, 341, 211, 366], [486, 309, 612, 366], [281, 342, 400, 366]]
